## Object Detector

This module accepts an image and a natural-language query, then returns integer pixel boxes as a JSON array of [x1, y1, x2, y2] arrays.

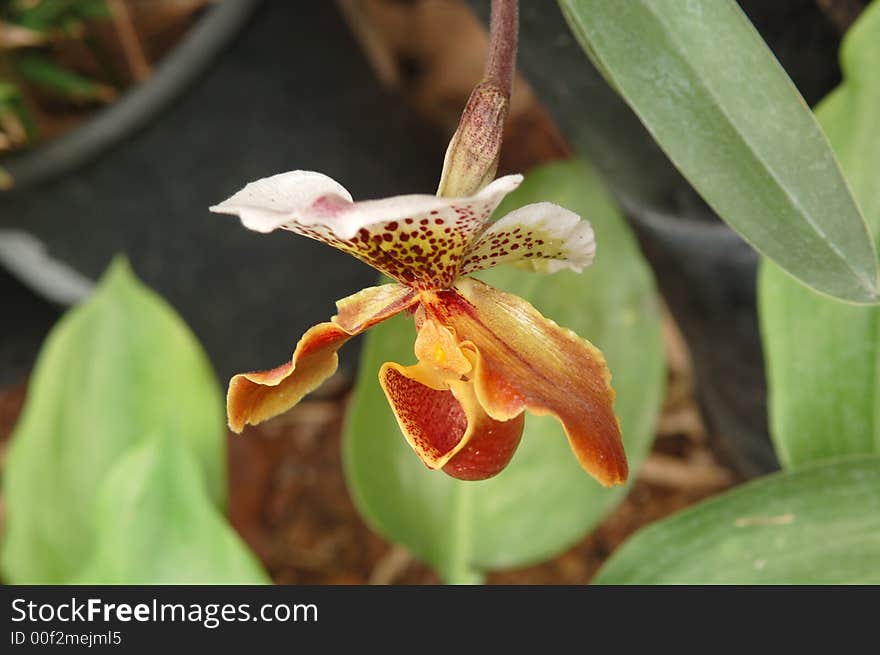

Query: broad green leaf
[[595, 455, 880, 584], [559, 0, 879, 303], [759, 3, 880, 468], [344, 160, 665, 583], [74, 433, 269, 584], [1, 258, 226, 584]]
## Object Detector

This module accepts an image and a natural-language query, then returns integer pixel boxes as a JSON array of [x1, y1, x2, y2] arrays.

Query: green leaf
[[0, 82, 37, 142], [343, 160, 665, 583], [70, 1, 111, 21], [759, 3, 880, 468], [11, 0, 106, 31], [13, 53, 114, 102], [0, 83, 21, 103], [74, 432, 269, 584], [558, 0, 879, 303], [1, 257, 226, 584], [595, 455, 880, 584]]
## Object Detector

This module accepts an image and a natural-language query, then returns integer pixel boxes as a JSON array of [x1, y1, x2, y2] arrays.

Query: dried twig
[[368, 545, 414, 585], [335, 0, 401, 88], [0, 110, 27, 147], [108, 0, 151, 81], [0, 21, 47, 49], [638, 452, 734, 491], [816, 0, 867, 34]]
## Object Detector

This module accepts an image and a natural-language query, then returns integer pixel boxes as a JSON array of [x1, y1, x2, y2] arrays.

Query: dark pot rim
[[0, 0, 262, 196]]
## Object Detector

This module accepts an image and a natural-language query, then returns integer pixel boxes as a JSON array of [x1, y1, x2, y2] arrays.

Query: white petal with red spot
[[211, 170, 523, 289], [209, 170, 352, 233], [460, 202, 596, 275]]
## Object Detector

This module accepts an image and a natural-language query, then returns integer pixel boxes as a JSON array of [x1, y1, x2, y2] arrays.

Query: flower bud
[[436, 81, 509, 198]]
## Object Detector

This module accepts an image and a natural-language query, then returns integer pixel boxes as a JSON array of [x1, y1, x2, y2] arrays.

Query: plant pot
[[0, 0, 445, 386]]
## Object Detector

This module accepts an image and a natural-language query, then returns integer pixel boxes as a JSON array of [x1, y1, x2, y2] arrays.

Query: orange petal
[[228, 283, 417, 432], [379, 363, 524, 481], [421, 277, 627, 487]]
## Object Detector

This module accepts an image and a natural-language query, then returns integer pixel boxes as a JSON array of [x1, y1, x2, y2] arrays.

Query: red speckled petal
[[379, 363, 524, 481], [421, 277, 627, 487], [211, 170, 522, 289], [227, 283, 417, 432], [460, 202, 595, 275]]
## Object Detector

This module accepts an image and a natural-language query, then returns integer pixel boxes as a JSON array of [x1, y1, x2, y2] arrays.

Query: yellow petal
[[227, 283, 417, 432], [422, 277, 627, 486], [412, 316, 472, 385]]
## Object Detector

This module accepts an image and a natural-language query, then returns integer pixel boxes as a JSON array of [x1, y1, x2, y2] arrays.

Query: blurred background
[[0, 0, 864, 583]]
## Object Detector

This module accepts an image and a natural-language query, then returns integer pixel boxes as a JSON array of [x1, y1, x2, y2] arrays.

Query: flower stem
[[436, 0, 519, 197], [484, 0, 518, 100]]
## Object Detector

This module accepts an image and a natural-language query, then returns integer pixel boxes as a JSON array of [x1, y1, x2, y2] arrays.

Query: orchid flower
[[211, 0, 625, 486], [210, 170, 627, 486]]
